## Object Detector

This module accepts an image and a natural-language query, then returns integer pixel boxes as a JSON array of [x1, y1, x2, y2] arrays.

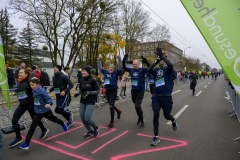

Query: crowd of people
[[4, 47, 223, 151]]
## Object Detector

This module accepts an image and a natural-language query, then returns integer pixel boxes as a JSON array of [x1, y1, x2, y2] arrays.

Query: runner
[[147, 48, 177, 146], [98, 55, 122, 128], [215, 71, 218, 81], [47, 65, 74, 127], [74, 65, 100, 138], [9, 69, 46, 147], [211, 71, 214, 80], [203, 71, 206, 80], [189, 70, 198, 96], [198, 70, 202, 80], [62, 66, 72, 111], [207, 71, 210, 79], [18, 78, 68, 150], [123, 55, 150, 127]]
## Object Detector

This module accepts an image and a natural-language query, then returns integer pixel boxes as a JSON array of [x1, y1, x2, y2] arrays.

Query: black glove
[[141, 56, 147, 64], [74, 93, 79, 99], [123, 54, 128, 61], [155, 47, 163, 58]]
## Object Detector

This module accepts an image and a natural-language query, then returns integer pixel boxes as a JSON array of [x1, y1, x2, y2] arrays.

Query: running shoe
[[137, 118, 141, 125], [172, 119, 178, 131], [141, 119, 145, 127], [9, 138, 23, 147], [67, 112, 74, 128], [151, 137, 160, 146], [84, 131, 93, 139], [62, 123, 68, 131], [117, 110, 122, 119], [93, 126, 100, 138], [18, 143, 29, 150], [39, 128, 49, 139], [107, 122, 114, 128]]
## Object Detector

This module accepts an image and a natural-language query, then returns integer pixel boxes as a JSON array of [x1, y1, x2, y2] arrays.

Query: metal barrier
[[224, 74, 240, 154], [0, 83, 106, 131], [0, 89, 31, 131]]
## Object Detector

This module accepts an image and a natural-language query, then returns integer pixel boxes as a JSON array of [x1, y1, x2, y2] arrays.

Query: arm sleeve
[[162, 57, 173, 74], [98, 58, 103, 72], [117, 57, 123, 71], [144, 60, 150, 67], [63, 76, 74, 94], [42, 91, 53, 105], [90, 79, 100, 95], [147, 62, 157, 75]]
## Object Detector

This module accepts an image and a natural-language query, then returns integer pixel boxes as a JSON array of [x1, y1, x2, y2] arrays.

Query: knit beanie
[[82, 65, 92, 75], [55, 65, 62, 72], [32, 66, 36, 70]]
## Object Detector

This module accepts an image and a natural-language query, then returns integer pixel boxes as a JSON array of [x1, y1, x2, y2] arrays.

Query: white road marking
[[167, 105, 189, 125], [208, 82, 210, 84], [196, 91, 202, 96], [172, 90, 181, 95], [204, 85, 207, 88]]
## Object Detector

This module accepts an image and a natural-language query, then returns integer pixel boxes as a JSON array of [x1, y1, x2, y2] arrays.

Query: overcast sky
[[1, 0, 221, 69]]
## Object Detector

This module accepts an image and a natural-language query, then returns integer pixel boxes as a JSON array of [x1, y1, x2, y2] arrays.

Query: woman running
[[9, 69, 47, 147], [74, 66, 99, 138]]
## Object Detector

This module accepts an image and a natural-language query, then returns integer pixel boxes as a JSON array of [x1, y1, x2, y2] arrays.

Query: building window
[[143, 51, 145, 56], [138, 45, 141, 49], [151, 44, 154, 48], [155, 43, 158, 47], [146, 44, 149, 48], [143, 45, 145, 49], [134, 52, 137, 57], [151, 50, 154, 55], [138, 52, 140, 56], [146, 51, 149, 56]]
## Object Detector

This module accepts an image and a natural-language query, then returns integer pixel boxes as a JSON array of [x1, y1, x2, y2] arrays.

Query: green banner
[[181, 0, 240, 95], [0, 36, 12, 110]]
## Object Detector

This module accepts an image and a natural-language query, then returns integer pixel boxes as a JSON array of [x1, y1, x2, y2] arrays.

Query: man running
[[123, 55, 150, 127], [147, 48, 177, 146], [98, 55, 122, 128], [211, 71, 214, 80], [203, 71, 206, 80], [189, 70, 198, 96], [47, 65, 74, 127], [198, 70, 202, 80]]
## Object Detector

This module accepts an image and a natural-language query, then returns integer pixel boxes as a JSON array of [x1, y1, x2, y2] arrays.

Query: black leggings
[[131, 90, 145, 120], [153, 109, 174, 136], [12, 102, 45, 139], [25, 110, 64, 144], [55, 107, 70, 121], [106, 89, 119, 123]]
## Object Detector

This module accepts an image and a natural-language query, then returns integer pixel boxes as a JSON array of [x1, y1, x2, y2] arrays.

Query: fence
[[0, 83, 89, 132], [224, 75, 240, 154]]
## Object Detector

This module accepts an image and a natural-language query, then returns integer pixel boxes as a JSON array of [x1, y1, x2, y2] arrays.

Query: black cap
[[32, 66, 36, 70], [55, 65, 62, 72], [82, 65, 92, 75]]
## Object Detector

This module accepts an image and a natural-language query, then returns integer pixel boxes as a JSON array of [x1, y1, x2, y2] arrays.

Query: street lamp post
[[182, 46, 191, 70]]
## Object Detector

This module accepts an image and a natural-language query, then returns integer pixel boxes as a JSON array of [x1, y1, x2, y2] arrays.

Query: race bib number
[[104, 79, 110, 85], [155, 78, 165, 87], [16, 91, 28, 99], [150, 79, 154, 84], [54, 88, 60, 94], [34, 98, 40, 106], [132, 80, 138, 86]]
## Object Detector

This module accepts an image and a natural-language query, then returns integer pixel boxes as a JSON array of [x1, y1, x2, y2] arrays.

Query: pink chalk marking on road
[[47, 123, 84, 140], [92, 131, 129, 154], [21, 136, 90, 160], [111, 133, 188, 160], [56, 126, 116, 149]]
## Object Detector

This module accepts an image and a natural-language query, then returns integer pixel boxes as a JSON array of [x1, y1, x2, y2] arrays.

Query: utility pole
[[182, 46, 191, 70]]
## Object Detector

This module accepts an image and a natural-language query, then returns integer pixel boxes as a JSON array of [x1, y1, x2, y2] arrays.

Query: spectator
[[36, 67, 41, 79], [40, 68, 50, 90], [31, 66, 38, 78], [6, 64, 15, 89]]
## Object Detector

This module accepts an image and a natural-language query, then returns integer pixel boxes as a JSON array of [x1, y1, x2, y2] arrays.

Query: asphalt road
[[1, 76, 240, 160]]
